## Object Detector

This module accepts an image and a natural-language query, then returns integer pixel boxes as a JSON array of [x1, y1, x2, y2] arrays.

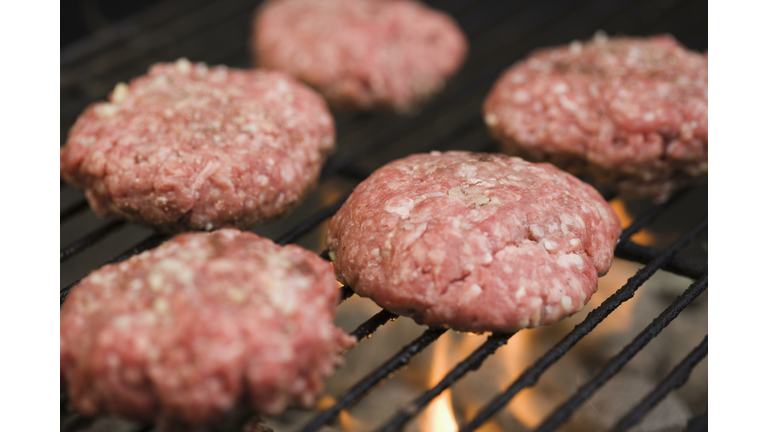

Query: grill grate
[[607, 336, 708, 432], [60, 0, 708, 431], [531, 271, 707, 432]]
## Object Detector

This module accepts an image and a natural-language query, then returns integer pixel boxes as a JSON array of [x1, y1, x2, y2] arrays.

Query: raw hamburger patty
[[60, 229, 355, 428], [327, 151, 621, 333], [483, 34, 707, 201], [251, 0, 468, 112], [60, 59, 335, 232]]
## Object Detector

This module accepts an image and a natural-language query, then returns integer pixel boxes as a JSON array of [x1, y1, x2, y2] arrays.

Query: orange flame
[[315, 395, 364, 432], [419, 335, 459, 432], [497, 331, 551, 428], [610, 199, 656, 245], [493, 259, 643, 428]]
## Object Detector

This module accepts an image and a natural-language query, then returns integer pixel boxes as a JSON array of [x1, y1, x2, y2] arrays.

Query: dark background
[[62, 0, 161, 46], [62, 0, 707, 49]]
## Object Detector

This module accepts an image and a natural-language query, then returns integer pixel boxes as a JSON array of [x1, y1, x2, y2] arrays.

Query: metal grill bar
[[339, 284, 356, 302], [374, 0, 631, 125], [60, 107, 483, 266], [297, 214, 706, 432], [60, 2, 700, 149], [684, 411, 707, 432], [607, 335, 708, 432], [350, 310, 399, 343], [297, 328, 448, 432], [62, 4, 249, 129], [61, 0, 215, 66], [62, 0, 262, 85], [59, 0, 503, 137], [645, 0, 704, 36], [375, 332, 515, 432], [618, 189, 690, 244], [70, 0, 646, 91], [533, 273, 708, 432], [58, 188, 707, 431], [57, 0, 664, 266], [458, 218, 707, 432], [60, 219, 127, 263], [615, 241, 706, 280], [61, 415, 95, 432], [334, 164, 373, 181], [60, 200, 89, 222], [62, 0, 473, 85], [59, 108, 472, 267], [378, 256, 707, 432], [58, 160, 355, 268], [60, 0, 707, 430], [58, 148, 630, 293], [275, 194, 351, 246], [321, 0, 683, 179], [60, 233, 169, 304], [62, 0, 639, 151], [59, 100, 480, 265], [133, 424, 154, 432]]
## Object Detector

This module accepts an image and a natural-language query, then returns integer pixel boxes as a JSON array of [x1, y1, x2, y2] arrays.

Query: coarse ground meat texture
[[327, 151, 622, 333], [60, 59, 335, 232], [60, 229, 355, 429], [483, 33, 707, 202], [251, 0, 468, 112]]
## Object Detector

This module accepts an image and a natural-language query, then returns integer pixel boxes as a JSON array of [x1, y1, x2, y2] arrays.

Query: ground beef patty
[[60, 229, 355, 428], [60, 59, 335, 232], [483, 33, 707, 201], [251, 0, 468, 112], [327, 151, 621, 333]]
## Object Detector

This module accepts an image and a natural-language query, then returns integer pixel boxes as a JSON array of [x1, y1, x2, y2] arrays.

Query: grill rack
[[60, 0, 708, 431]]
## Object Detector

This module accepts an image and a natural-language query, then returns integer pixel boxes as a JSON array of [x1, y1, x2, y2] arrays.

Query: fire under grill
[[60, 0, 708, 431]]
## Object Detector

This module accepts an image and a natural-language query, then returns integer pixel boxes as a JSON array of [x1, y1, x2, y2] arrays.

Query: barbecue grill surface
[[60, 0, 708, 431]]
